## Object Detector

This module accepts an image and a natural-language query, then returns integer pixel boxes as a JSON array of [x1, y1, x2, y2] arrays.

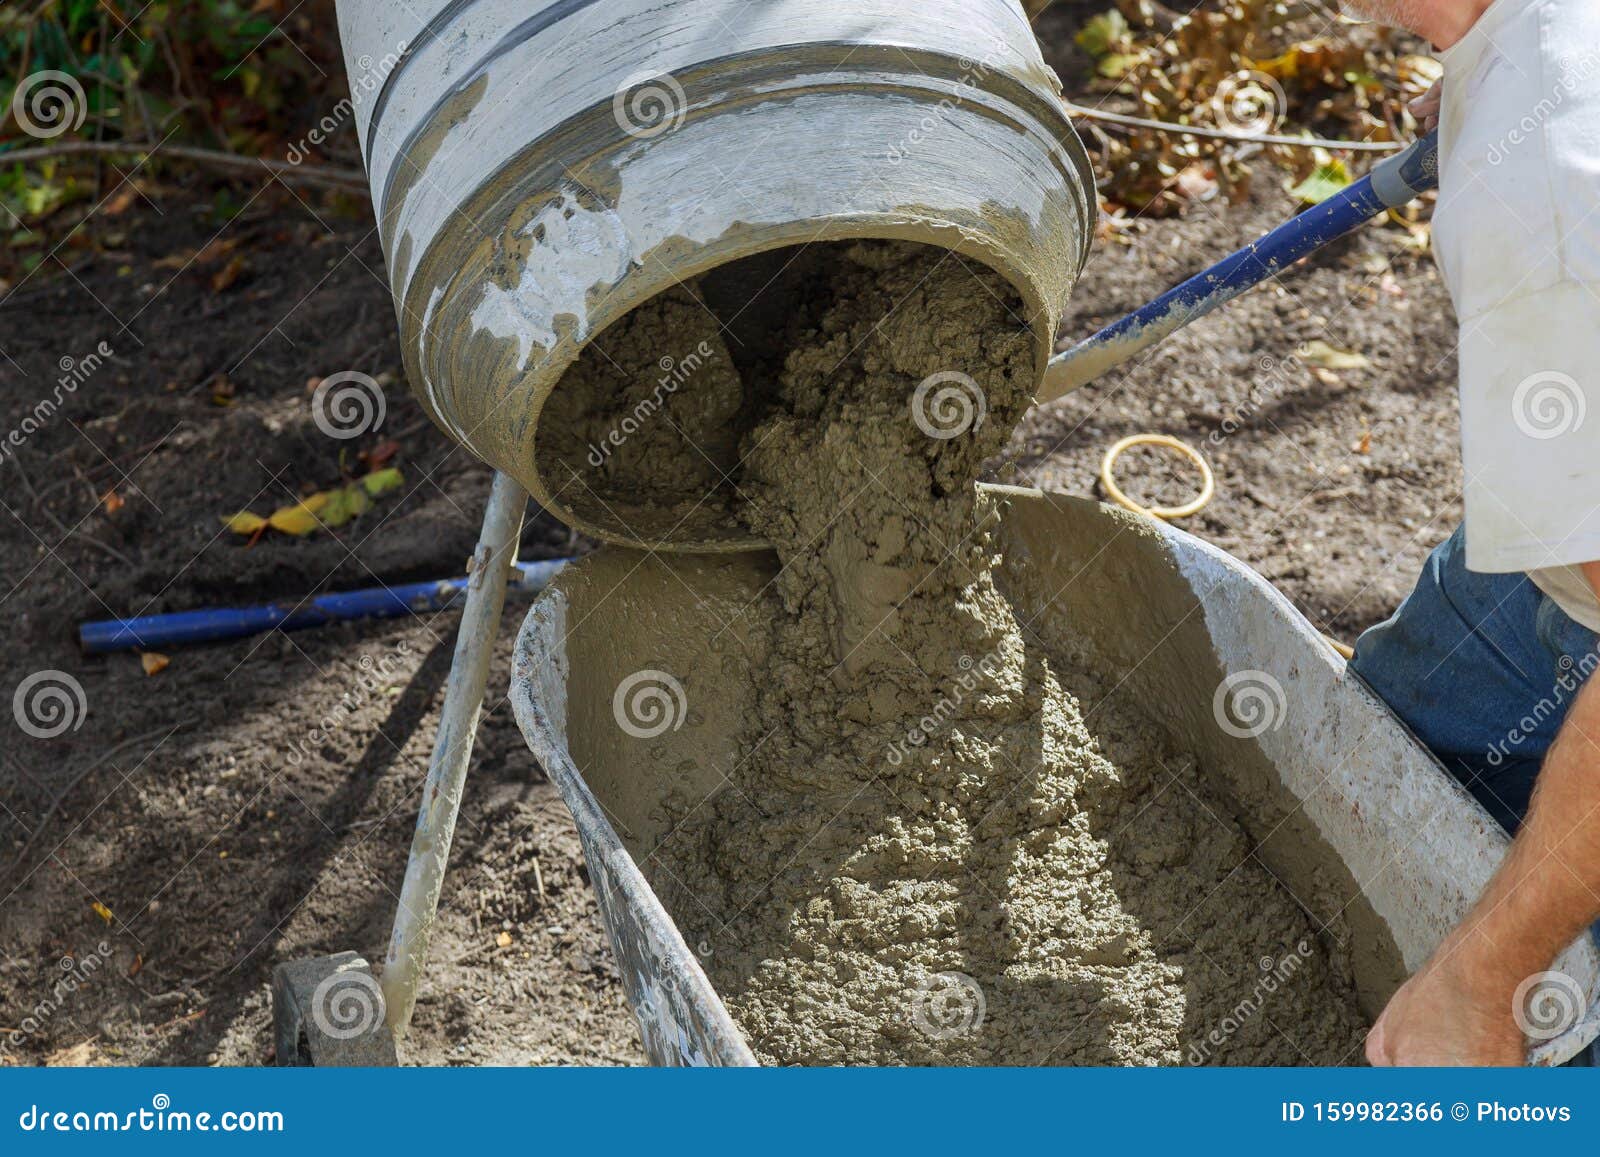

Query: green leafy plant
[[0, 0, 347, 232]]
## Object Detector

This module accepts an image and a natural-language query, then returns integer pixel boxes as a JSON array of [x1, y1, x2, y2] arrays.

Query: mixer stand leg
[[271, 471, 529, 1063], [381, 470, 528, 1041]]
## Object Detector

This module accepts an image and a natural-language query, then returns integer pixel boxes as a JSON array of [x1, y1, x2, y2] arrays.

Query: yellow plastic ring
[[1099, 434, 1215, 521]]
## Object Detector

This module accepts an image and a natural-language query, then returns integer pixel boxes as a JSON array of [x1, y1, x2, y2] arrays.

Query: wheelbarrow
[[508, 487, 1600, 1066]]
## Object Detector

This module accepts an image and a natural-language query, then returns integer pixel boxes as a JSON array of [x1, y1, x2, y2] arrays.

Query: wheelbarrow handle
[[1037, 130, 1440, 403]]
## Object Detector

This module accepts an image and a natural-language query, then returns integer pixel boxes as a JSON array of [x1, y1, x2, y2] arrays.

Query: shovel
[[1037, 130, 1439, 402]]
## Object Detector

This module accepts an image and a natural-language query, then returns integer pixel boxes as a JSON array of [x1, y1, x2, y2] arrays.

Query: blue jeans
[[1350, 524, 1600, 1028], [1350, 525, 1600, 835]]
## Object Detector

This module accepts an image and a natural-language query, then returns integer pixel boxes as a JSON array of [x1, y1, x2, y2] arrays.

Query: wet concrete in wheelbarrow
[[547, 241, 1369, 1065]]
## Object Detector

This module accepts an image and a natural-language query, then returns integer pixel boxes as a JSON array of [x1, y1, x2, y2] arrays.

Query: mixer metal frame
[[273, 472, 528, 1065]]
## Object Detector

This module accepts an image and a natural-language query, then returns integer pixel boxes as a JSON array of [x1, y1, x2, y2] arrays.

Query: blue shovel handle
[[1039, 130, 1439, 402]]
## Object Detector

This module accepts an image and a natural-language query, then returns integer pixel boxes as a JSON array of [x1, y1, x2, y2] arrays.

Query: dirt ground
[[0, 17, 1457, 1066]]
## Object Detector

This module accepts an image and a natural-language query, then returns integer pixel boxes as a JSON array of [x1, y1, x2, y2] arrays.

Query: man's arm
[[1367, 561, 1600, 1065]]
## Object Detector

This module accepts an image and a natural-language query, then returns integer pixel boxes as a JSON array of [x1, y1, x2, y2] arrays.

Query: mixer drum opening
[[532, 240, 1035, 551]]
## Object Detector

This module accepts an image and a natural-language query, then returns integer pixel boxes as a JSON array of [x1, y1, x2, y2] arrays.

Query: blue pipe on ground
[[78, 558, 571, 654]]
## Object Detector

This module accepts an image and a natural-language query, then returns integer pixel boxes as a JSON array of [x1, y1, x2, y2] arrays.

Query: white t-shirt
[[1433, 0, 1600, 630]]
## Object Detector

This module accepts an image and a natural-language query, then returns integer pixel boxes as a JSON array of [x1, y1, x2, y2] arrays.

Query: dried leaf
[[318, 484, 372, 529], [210, 254, 246, 293], [1289, 159, 1352, 204], [45, 1041, 96, 1067], [140, 652, 170, 676], [360, 467, 404, 498], [1076, 9, 1129, 57], [1175, 163, 1219, 202], [360, 439, 401, 469], [103, 186, 140, 217], [1098, 52, 1144, 79], [1300, 340, 1372, 370], [1397, 221, 1431, 253], [194, 237, 241, 266], [223, 511, 267, 534], [267, 492, 332, 536]]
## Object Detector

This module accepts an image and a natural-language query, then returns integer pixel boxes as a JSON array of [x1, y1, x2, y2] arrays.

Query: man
[[1335, 0, 1600, 1064]]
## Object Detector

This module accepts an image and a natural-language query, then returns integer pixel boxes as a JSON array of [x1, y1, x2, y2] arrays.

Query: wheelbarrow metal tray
[[509, 486, 1600, 1066]]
